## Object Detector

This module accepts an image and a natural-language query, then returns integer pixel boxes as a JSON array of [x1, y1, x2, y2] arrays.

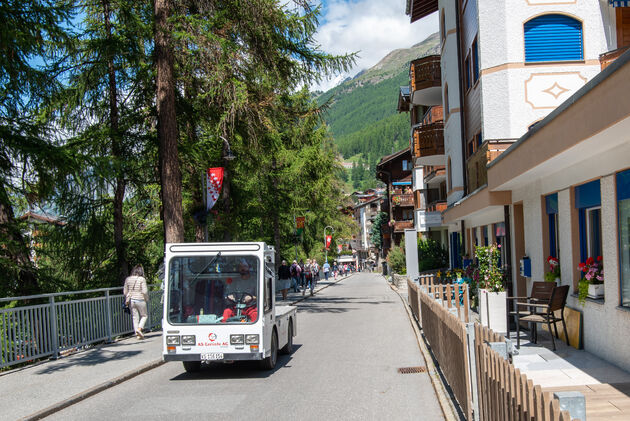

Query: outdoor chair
[[506, 281, 556, 340], [516, 285, 569, 351]]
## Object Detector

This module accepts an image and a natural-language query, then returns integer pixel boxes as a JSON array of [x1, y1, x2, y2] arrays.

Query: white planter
[[479, 289, 507, 334], [587, 283, 605, 299]]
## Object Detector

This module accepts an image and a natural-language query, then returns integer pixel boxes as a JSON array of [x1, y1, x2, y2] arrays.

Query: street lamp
[[324, 225, 334, 263]]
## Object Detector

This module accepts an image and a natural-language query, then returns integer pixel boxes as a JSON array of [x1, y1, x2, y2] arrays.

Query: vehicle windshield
[[167, 254, 259, 325]]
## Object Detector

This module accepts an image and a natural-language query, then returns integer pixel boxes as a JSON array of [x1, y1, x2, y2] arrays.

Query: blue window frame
[[450, 232, 462, 268], [545, 193, 559, 258], [524, 14, 583, 62], [617, 169, 630, 307], [575, 180, 601, 262]]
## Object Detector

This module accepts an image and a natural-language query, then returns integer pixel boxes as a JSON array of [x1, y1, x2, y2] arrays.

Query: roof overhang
[[442, 186, 512, 224], [407, 0, 438, 23]]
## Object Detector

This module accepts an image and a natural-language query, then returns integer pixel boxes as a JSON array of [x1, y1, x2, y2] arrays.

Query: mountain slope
[[319, 32, 440, 169]]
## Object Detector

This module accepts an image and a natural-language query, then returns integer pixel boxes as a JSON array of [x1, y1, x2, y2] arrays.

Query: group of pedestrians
[[277, 258, 324, 300]]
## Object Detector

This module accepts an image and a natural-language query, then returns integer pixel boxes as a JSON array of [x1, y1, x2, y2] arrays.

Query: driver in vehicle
[[222, 259, 258, 322]]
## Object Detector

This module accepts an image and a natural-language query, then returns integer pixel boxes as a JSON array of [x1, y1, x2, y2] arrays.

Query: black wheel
[[280, 320, 293, 355], [260, 330, 278, 370], [183, 361, 201, 373]]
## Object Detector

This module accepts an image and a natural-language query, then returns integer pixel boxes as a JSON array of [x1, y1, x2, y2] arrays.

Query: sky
[[312, 0, 438, 92]]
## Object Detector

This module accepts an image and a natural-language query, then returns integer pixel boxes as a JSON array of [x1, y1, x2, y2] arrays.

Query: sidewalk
[[511, 329, 630, 421], [0, 272, 355, 421]]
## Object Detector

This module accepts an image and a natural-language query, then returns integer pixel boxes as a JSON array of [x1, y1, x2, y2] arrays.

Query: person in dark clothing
[[278, 260, 291, 301]]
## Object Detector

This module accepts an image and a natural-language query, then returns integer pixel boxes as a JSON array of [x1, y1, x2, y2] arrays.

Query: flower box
[[587, 283, 604, 299], [479, 289, 507, 334]]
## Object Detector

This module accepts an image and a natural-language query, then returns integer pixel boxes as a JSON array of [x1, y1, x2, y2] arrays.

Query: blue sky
[[313, 0, 438, 91]]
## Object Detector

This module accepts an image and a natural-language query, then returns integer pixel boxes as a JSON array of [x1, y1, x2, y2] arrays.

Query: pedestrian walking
[[278, 260, 291, 301], [310, 259, 319, 295], [323, 260, 330, 281], [303, 259, 312, 296], [290, 260, 301, 292], [333, 261, 338, 279], [124, 265, 149, 339], [299, 259, 306, 291]]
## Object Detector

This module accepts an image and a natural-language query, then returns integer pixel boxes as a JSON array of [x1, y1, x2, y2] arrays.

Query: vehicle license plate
[[200, 353, 223, 361]]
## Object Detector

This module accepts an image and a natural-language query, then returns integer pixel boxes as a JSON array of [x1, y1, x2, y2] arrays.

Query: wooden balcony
[[424, 165, 446, 185], [600, 46, 630, 70], [466, 140, 515, 192], [391, 194, 414, 207], [393, 220, 414, 232], [410, 55, 442, 105], [412, 122, 445, 165], [427, 201, 447, 213]]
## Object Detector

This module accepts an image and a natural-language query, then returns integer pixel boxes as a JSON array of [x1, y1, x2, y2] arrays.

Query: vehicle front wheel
[[183, 361, 201, 373], [260, 330, 278, 370], [280, 321, 293, 355]]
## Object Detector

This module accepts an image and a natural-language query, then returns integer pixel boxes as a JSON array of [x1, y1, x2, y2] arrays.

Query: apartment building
[[406, 0, 630, 371]]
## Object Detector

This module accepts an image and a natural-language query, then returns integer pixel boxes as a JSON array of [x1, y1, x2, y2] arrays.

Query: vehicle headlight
[[245, 334, 259, 345], [166, 335, 180, 345], [181, 335, 196, 345], [230, 334, 244, 345]]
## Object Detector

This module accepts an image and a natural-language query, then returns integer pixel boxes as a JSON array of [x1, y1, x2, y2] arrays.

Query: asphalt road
[[48, 273, 444, 421]]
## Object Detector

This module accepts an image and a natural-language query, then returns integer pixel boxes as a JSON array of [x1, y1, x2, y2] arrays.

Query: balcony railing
[[391, 194, 414, 207], [421, 106, 443, 125], [600, 45, 630, 70], [413, 122, 445, 160], [466, 139, 516, 192], [393, 220, 414, 232], [427, 201, 447, 213], [410, 55, 441, 92]]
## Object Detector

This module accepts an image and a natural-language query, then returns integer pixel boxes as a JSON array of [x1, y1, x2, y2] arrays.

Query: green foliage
[[417, 238, 448, 272], [578, 279, 589, 305], [370, 212, 388, 250], [475, 244, 504, 292], [387, 244, 406, 275]]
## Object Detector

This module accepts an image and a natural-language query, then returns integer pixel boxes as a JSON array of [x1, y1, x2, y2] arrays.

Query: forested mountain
[[318, 33, 440, 190]]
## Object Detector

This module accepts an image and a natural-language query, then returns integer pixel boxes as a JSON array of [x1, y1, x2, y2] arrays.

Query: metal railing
[[0, 285, 163, 370]]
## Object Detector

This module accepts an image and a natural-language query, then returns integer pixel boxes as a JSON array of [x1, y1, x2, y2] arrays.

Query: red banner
[[325, 235, 332, 250], [206, 167, 224, 210], [337, 244, 342, 253]]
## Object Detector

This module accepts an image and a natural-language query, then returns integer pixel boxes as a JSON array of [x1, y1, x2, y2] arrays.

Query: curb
[[19, 358, 165, 421], [387, 279, 461, 421]]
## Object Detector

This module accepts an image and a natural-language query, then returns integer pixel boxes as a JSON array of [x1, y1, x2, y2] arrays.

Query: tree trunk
[[271, 158, 281, 264], [0, 183, 38, 296], [155, 0, 184, 243], [103, 0, 128, 284], [222, 139, 232, 242]]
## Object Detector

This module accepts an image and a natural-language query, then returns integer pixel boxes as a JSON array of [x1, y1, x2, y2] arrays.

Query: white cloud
[[312, 0, 438, 92]]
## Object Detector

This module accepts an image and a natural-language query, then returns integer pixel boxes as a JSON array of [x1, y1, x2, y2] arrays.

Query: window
[[472, 38, 479, 83], [476, 132, 482, 147], [545, 193, 559, 259], [483, 225, 489, 246], [575, 180, 601, 263], [402, 160, 409, 171], [464, 55, 472, 91], [440, 10, 446, 44], [617, 169, 630, 307], [524, 14, 583, 62], [467, 139, 474, 157], [444, 84, 450, 115], [447, 156, 453, 191]]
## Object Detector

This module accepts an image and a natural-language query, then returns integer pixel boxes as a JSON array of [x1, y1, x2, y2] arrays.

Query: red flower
[[578, 262, 586, 271], [597, 256, 603, 261], [586, 257, 594, 265]]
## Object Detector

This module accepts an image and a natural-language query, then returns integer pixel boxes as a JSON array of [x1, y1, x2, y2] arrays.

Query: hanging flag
[[325, 235, 332, 250], [206, 167, 224, 210], [296, 216, 305, 236], [337, 244, 342, 253]]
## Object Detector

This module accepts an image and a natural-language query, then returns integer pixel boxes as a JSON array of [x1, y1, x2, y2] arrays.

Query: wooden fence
[[406, 278, 573, 421]]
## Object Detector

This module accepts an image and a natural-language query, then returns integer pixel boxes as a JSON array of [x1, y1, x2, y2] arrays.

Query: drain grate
[[397, 366, 426, 374]]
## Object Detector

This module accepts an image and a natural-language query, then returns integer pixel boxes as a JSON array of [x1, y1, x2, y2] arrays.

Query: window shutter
[[524, 14, 583, 62]]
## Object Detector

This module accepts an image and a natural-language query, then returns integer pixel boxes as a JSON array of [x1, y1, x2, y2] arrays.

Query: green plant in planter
[[545, 256, 560, 282], [475, 244, 505, 292]]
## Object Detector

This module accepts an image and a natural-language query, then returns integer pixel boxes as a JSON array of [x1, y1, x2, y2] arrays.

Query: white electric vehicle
[[162, 242, 296, 372]]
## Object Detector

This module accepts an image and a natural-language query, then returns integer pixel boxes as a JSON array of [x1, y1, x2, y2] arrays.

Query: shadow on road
[[169, 344, 303, 380]]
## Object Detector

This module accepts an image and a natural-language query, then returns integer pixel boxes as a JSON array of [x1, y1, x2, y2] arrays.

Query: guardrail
[[0, 285, 163, 370]]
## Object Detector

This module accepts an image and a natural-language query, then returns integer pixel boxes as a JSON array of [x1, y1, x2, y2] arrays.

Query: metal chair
[[506, 281, 556, 340], [516, 285, 570, 351]]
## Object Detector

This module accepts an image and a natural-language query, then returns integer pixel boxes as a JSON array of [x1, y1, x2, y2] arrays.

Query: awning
[[610, 1, 630, 7], [392, 181, 412, 186]]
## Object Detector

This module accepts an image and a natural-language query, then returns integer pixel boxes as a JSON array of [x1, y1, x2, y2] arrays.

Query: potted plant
[[545, 256, 561, 282], [476, 244, 507, 333], [577, 256, 604, 304]]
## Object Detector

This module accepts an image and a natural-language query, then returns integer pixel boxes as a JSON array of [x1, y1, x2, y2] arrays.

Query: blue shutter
[[524, 14, 583, 62], [575, 180, 601, 209], [617, 169, 630, 201]]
